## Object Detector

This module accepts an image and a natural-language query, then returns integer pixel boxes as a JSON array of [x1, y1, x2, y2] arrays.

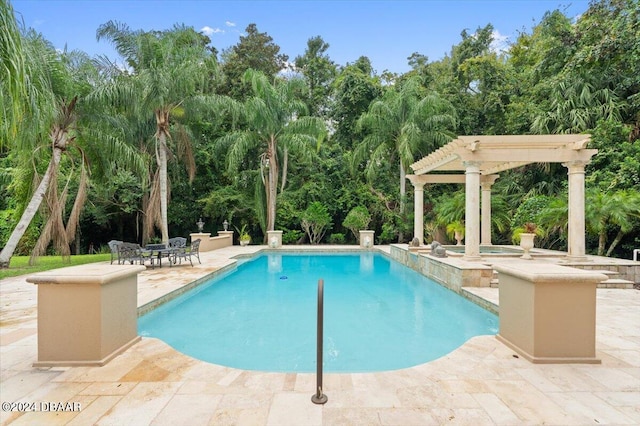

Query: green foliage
[[378, 222, 397, 245], [342, 206, 371, 240], [331, 60, 383, 149], [234, 224, 251, 242], [294, 36, 337, 118], [587, 119, 640, 191], [282, 230, 304, 244], [446, 220, 465, 240], [2, 2, 639, 261], [511, 223, 545, 244], [220, 23, 289, 99], [511, 195, 551, 229], [328, 233, 346, 244], [434, 191, 465, 227], [301, 201, 332, 244]]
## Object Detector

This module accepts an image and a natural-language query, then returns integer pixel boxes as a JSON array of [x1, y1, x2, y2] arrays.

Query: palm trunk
[[156, 109, 170, 244], [0, 149, 62, 268], [266, 136, 278, 232], [280, 147, 288, 193], [399, 161, 406, 214], [605, 229, 624, 257], [598, 231, 606, 256], [398, 161, 406, 242]]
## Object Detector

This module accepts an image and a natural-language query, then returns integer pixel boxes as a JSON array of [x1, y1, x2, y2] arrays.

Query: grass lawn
[[0, 254, 111, 280]]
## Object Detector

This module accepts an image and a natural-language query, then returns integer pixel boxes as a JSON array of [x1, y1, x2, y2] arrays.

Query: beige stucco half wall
[[494, 262, 607, 364], [27, 264, 145, 367]]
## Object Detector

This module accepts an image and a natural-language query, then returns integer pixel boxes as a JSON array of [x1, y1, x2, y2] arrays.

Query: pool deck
[[1, 245, 639, 425]]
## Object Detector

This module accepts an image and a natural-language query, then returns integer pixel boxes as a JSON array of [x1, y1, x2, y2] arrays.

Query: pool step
[[490, 270, 499, 288], [597, 278, 635, 289], [490, 269, 633, 289], [577, 269, 634, 288]]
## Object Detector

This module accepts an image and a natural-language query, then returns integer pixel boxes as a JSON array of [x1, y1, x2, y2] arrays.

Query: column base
[[562, 255, 590, 263], [462, 255, 483, 262]]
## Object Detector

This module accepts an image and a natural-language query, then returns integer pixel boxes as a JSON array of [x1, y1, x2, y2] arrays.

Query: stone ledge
[[27, 264, 146, 286]]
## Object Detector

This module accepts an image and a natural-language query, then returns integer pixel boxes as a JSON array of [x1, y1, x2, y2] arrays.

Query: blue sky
[[12, 0, 590, 74]]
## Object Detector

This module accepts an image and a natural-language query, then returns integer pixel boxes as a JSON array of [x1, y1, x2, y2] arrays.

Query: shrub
[[342, 206, 371, 240], [328, 233, 346, 244], [282, 230, 304, 244], [301, 202, 332, 244]]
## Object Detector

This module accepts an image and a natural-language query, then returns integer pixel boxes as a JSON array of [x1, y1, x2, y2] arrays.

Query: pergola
[[407, 134, 597, 261]]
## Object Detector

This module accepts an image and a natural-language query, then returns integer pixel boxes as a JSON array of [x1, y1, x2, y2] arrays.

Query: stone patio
[[1, 246, 639, 425]]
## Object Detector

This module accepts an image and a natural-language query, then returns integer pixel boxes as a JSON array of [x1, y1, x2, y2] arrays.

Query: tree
[[531, 73, 622, 134], [354, 76, 457, 238], [330, 57, 383, 150], [585, 189, 640, 256], [221, 23, 289, 99], [0, 21, 84, 266], [219, 70, 326, 236], [342, 206, 371, 240], [96, 21, 218, 243], [0, 20, 141, 266], [301, 201, 332, 244], [293, 36, 337, 118]]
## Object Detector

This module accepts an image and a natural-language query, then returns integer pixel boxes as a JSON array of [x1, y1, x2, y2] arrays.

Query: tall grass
[[0, 254, 111, 280]]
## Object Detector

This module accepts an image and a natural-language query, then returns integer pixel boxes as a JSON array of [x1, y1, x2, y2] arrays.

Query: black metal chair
[[173, 239, 201, 266], [117, 242, 154, 268], [108, 240, 123, 264]]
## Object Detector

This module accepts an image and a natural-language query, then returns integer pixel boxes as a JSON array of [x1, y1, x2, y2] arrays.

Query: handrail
[[311, 279, 328, 404]]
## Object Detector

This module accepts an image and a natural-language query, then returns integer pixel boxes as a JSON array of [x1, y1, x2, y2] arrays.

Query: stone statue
[[431, 240, 447, 257]]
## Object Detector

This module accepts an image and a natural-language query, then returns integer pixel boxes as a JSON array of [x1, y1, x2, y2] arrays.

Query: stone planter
[[454, 231, 464, 246], [519, 233, 535, 259]]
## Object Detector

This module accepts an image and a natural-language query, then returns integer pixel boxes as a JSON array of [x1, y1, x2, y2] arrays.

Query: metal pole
[[311, 279, 328, 404]]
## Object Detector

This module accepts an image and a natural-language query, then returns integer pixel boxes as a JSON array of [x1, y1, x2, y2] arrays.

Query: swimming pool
[[139, 252, 498, 372]]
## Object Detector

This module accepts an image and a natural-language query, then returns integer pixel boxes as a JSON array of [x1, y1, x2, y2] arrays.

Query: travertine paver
[[1, 246, 639, 425]]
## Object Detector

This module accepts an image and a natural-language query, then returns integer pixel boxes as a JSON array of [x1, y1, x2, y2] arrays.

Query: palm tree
[[1, 0, 30, 149], [219, 69, 326, 235], [536, 189, 640, 256], [531, 73, 622, 134], [95, 21, 220, 243], [0, 12, 78, 267], [585, 189, 640, 256], [354, 77, 457, 239], [0, 23, 137, 267]]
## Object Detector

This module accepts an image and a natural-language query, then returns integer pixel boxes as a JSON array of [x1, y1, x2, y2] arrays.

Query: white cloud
[[490, 30, 510, 54], [225, 21, 236, 27], [200, 26, 224, 36]]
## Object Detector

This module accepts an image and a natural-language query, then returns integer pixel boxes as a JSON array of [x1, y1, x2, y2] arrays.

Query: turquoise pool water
[[138, 252, 498, 373]]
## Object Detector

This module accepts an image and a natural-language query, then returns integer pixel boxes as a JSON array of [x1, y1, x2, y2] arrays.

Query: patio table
[[144, 244, 176, 268]]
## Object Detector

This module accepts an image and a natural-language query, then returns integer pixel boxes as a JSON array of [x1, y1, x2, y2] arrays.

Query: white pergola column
[[564, 160, 588, 261], [463, 161, 482, 261], [480, 175, 499, 246], [406, 175, 430, 245]]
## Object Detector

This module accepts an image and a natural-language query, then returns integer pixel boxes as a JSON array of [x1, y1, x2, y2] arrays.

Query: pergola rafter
[[407, 134, 596, 261]]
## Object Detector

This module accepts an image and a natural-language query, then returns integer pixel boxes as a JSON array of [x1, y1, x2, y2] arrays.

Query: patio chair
[[168, 237, 187, 249], [117, 242, 154, 268], [173, 239, 201, 266], [108, 240, 123, 264]]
